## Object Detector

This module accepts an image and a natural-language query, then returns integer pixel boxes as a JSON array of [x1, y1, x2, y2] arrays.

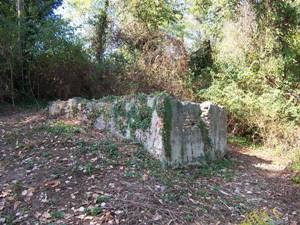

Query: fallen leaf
[[45, 180, 61, 188], [13, 201, 21, 210], [0, 200, 5, 211], [0, 189, 12, 198], [41, 211, 51, 219]]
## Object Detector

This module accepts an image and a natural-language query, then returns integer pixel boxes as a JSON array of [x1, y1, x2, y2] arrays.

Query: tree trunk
[[16, 0, 25, 90], [9, 61, 15, 106]]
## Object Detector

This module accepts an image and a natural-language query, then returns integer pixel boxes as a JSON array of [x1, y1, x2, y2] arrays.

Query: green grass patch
[[2, 214, 15, 225], [50, 210, 64, 219], [291, 151, 300, 172], [193, 158, 235, 179], [96, 195, 110, 204], [84, 207, 102, 216], [42, 121, 81, 137], [228, 135, 259, 147], [290, 151, 300, 184]]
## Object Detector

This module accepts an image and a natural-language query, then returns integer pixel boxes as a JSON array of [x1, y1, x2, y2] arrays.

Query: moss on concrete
[[197, 113, 213, 161], [162, 96, 173, 160], [112, 99, 127, 135], [128, 104, 152, 133]]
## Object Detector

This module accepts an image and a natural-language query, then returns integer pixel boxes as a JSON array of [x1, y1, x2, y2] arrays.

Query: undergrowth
[[290, 151, 300, 185], [41, 121, 81, 137]]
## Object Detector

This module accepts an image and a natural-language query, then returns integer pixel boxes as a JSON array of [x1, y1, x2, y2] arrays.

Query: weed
[[90, 143, 100, 153], [290, 151, 300, 185], [100, 141, 120, 159], [196, 189, 209, 197], [76, 140, 88, 154], [193, 159, 234, 179], [163, 188, 188, 203], [291, 175, 300, 184], [127, 147, 175, 186], [24, 160, 34, 170], [291, 152, 300, 172], [228, 135, 257, 147], [43, 121, 81, 137], [42, 151, 50, 158], [50, 210, 64, 219], [12, 180, 23, 195], [3, 214, 15, 225], [52, 167, 64, 179], [85, 162, 94, 176], [96, 195, 110, 204], [124, 170, 141, 178], [4, 132, 18, 144], [85, 207, 102, 216], [184, 214, 194, 222]]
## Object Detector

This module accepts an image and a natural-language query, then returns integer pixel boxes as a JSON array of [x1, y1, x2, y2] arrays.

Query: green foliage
[[228, 135, 255, 148], [188, 39, 213, 90], [127, 96, 153, 133], [51, 210, 64, 219], [290, 151, 300, 185], [161, 96, 173, 160], [193, 159, 234, 179], [85, 162, 94, 176], [197, 115, 211, 150], [291, 152, 300, 172], [44, 121, 81, 137], [192, 0, 300, 150], [124, 0, 183, 31], [91, 0, 109, 63], [1, 0, 299, 154], [97, 140, 120, 159], [85, 207, 102, 216], [96, 195, 110, 204], [2, 214, 15, 225], [0, 0, 95, 102]]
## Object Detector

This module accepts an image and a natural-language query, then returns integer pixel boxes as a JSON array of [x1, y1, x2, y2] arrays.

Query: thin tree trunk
[[16, 0, 25, 91], [9, 61, 15, 106]]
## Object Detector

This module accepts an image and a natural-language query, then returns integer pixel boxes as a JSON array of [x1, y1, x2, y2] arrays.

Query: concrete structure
[[49, 93, 227, 167]]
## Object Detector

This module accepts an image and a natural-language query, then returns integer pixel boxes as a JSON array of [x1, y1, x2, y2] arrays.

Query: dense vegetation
[[0, 0, 299, 152]]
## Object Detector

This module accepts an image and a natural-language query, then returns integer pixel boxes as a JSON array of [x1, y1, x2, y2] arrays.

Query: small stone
[[78, 207, 85, 212]]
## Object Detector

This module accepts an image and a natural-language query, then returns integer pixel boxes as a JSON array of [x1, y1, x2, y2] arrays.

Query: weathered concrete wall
[[48, 93, 227, 167]]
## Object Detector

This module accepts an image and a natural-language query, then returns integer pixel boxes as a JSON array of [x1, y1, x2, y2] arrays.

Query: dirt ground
[[0, 108, 299, 225]]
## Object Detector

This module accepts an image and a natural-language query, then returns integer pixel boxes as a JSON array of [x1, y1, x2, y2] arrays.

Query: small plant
[[51, 210, 64, 219], [196, 189, 209, 197], [42, 151, 50, 158], [85, 162, 94, 176], [290, 151, 300, 185], [228, 135, 258, 147], [3, 214, 15, 225], [96, 195, 110, 204], [4, 132, 18, 144], [90, 143, 100, 153], [106, 143, 120, 159], [24, 160, 34, 170], [12, 180, 23, 198], [52, 167, 64, 179], [124, 170, 140, 178], [76, 140, 88, 154], [85, 207, 102, 216], [291, 175, 300, 184], [193, 159, 234, 179], [184, 214, 194, 222], [43, 121, 81, 137]]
